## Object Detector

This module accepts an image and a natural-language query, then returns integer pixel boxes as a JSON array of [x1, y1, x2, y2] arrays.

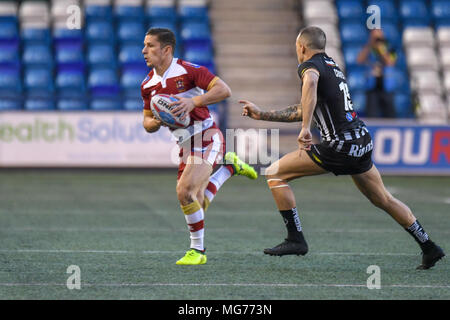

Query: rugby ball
[[150, 94, 190, 129]]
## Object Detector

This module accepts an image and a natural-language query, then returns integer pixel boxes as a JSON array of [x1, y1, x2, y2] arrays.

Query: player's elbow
[[143, 118, 160, 133]]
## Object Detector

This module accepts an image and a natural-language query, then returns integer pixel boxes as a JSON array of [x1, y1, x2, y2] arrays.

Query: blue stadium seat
[[384, 67, 410, 93], [148, 20, 177, 33], [340, 22, 368, 44], [121, 67, 149, 98], [24, 68, 54, 97], [0, 67, 21, 97], [349, 90, 367, 115], [118, 21, 145, 44], [343, 44, 364, 68], [119, 44, 146, 69], [86, 21, 115, 44], [399, 0, 431, 27], [85, 5, 113, 22], [394, 93, 413, 117], [0, 98, 22, 110], [346, 67, 368, 92], [366, 0, 398, 22], [22, 44, 53, 68], [87, 44, 116, 68], [25, 98, 56, 111], [123, 98, 143, 111], [57, 98, 88, 111], [336, 0, 364, 22], [90, 98, 122, 110], [0, 20, 19, 44], [178, 5, 209, 23], [181, 22, 211, 42], [183, 42, 213, 65], [381, 23, 401, 46], [147, 5, 177, 23], [88, 68, 120, 97], [56, 69, 86, 97], [53, 28, 83, 47], [394, 49, 407, 70], [0, 42, 19, 68], [115, 5, 145, 22], [432, 0, 450, 26], [21, 28, 51, 46], [55, 44, 85, 71]]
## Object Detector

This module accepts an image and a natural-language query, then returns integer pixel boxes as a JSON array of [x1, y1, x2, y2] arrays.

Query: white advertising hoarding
[[0, 112, 179, 167]]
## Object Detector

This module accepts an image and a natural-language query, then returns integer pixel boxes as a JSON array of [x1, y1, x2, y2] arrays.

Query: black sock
[[279, 208, 305, 242], [405, 220, 434, 253]]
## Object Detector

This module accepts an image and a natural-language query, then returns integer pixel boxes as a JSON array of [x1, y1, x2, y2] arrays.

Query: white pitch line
[[0, 282, 449, 289], [0, 249, 420, 256]]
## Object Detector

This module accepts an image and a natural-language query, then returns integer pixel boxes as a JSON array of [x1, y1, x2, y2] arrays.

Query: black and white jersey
[[298, 52, 368, 152]]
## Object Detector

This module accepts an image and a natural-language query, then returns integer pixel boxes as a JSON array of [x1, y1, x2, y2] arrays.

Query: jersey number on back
[[339, 81, 354, 111]]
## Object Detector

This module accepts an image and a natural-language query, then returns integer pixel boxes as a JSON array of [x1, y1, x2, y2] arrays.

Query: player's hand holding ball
[[240, 100, 262, 120], [170, 95, 196, 121]]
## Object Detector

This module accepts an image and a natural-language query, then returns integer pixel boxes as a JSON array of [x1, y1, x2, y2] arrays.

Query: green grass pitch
[[0, 169, 449, 299]]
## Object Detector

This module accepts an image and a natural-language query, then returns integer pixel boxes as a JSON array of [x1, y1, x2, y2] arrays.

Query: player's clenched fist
[[239, 100, 262, 120], [298, 128, 313, 151]]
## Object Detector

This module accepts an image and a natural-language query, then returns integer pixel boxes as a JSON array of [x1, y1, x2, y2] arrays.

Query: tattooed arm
[[239, 100, 302, 122]]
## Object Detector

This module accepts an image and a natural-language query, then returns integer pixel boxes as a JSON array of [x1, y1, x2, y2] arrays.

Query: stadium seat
[[19, 1, 50, 27], [410, 70, 442, 94], [117, 21, 145, 44], [123, 98, 143, 110], [439, 46, 450, 70], [119, 44, 147, 69], [381, 23, 401, 47], [394, 93, 413, 117], [88, 68, 120, 97], [0, 66, 21, 97], [24, 68, 54, 97], [0, 98, 22, 111], [87, 44, 116, 68], [181, 21, 211, 42], [384, 67, 410, 93], [56, 69, 86, 97], [146, 2, 177, 23], [86, 20, 115, 44], [121, 67, 148, 97], [303, 0, 338, 24], [437, 26, 450, 46], [336, 0, 364, 22], [57, 98, 88, 111], [0, 19, 19, 45], [366, 0, 398, 22], [22, 44, 53, 68], [0, 42, 19, 68], [183, 42, 213, 65], [346, 67, 368, 92], [431, 0, 450, 26], [90, 98, 122, 110], [21, 27, 51, 46], [178, 4, 209, 23], [53, 27, 83, 47], [399, 0, 431, 27], [343, 44, 364, 68], [85, 2, 113, 22], [340, 22, 368, 44], [406, 47, 440, 70], [114, 2, 145, 22], [403, 27, 435, 48], [55, 43, 85, 71], [25, 98, 56, 111]]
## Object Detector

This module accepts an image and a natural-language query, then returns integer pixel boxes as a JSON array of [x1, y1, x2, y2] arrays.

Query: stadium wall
[[0, 112, 449, 175]]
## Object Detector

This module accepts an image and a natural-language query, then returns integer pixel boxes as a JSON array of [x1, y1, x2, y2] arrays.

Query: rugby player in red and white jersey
[[141, 28, 257, 265]]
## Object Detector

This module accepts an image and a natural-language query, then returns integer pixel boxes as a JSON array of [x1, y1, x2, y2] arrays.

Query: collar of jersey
[[144, 58, 188, 89]]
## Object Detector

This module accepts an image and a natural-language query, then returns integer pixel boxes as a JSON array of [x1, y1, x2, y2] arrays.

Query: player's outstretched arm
[[240, 100, 302, 122]]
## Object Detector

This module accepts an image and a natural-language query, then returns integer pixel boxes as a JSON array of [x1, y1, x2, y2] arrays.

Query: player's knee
[[176, 183, 196, 203], [266, 176, 289, 190], [369, 191, 393, 209]]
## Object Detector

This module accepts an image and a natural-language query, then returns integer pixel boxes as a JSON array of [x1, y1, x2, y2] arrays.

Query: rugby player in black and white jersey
[[240, 26, 444, 270]]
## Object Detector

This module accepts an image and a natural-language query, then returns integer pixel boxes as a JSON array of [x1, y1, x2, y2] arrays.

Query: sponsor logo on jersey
[[346, 112, 354, 121], [324, 59, 336, 66], [142, 75, 150, 84]]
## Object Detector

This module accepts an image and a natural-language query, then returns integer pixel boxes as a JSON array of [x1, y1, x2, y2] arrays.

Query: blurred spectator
[[357, 29, 397, 117]]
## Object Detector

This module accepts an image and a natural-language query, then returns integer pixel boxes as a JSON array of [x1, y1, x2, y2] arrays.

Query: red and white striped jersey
[[141, 58, 219, 141]]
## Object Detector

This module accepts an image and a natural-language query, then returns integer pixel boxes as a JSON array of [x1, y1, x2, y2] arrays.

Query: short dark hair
[[299, 26, 326, 50], [146, 28, 176, 53]]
